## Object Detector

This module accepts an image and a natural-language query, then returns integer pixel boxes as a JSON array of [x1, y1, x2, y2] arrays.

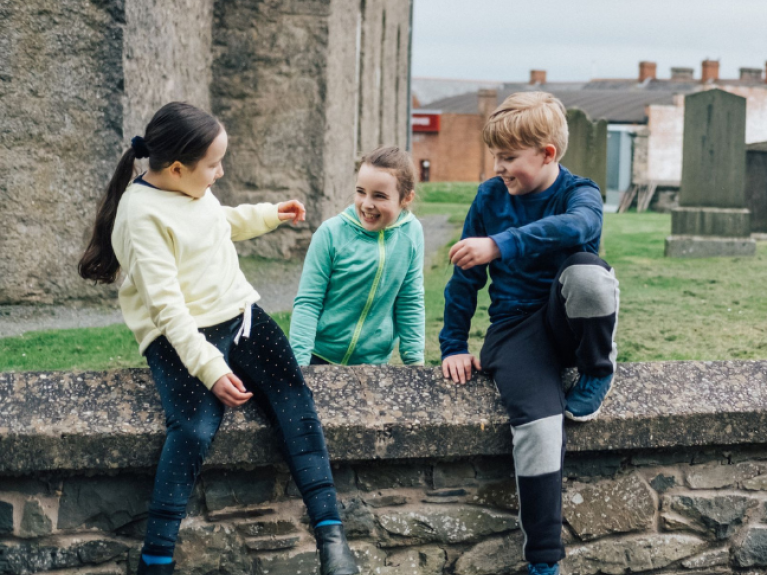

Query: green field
[[2, 188, 766, 372]]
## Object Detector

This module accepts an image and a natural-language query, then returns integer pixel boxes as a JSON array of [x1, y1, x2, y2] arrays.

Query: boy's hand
[[211, 373, 253, 407], [449, 238, 500, 270], [277, 200, 306, 225], [442, 353, 482, 384]]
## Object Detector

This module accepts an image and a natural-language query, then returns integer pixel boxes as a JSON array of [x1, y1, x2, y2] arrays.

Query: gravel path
[[0, 214, 460, 338]]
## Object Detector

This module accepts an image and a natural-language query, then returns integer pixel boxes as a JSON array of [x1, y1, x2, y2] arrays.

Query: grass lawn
[[2, 188, 766, 372]]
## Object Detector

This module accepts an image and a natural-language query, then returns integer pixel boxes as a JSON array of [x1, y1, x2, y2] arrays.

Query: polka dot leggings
[[141, 304, 340, 557]]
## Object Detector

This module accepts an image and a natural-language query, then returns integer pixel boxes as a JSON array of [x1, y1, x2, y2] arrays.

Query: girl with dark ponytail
[[79, 102, 359, 575]]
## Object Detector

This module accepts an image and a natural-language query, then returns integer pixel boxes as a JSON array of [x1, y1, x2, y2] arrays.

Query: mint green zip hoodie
[[290, 205, 425, 366]]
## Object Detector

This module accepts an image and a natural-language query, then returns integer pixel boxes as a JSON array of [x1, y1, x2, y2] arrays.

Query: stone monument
[[745, 141, 767, 234], [560, 108, 608, 198], [665, 89, 755, 257]]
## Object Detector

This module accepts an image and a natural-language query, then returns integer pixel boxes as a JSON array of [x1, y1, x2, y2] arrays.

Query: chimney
[[739, 67, 763, 82], [638, 61, 657, 82], [529, 70, 546, 85], [671, 67, 694, 81], [701, 59, 720, 84], [478, 89, 498, 120], [765, 61, 767, 84]]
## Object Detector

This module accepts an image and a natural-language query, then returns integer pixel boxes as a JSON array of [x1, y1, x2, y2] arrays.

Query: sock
[[142, 554, 173, 566], [315, 520, 342, 528]]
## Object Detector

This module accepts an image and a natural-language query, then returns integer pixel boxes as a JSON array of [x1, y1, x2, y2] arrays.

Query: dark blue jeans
[[142, 304, 340, 557]]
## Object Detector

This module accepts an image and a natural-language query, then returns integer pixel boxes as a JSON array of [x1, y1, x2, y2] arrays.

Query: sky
[[411, 0, 767, 83]]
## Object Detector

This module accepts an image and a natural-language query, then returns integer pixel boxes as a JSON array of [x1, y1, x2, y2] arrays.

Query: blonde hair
[[482, 92, 569, 161], [360, 146, 417, 202]]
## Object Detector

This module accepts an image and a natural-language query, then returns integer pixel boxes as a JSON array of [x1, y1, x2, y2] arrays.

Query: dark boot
[[315, 524, 359, 575], [137, 557, 176, 575]]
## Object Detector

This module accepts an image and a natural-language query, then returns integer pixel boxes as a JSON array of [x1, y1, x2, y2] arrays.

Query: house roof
[[427, 89, 676, 124]]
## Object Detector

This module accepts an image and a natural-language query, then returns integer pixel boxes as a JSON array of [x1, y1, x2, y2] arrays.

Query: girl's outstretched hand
[[277, 200, 306, 225], [211, 373, 253, 407]]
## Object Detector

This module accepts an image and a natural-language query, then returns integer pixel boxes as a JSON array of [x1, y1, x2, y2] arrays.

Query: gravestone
[[561, 108, 608, 198], [665, 89, 755, 257], [745, 142, 767, 233]]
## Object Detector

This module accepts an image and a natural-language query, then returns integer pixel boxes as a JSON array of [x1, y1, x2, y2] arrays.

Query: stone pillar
[[0, 0, 124, 303], [665, 89, 755, 257], [477, 89, 497, 181], [560, 108, 608, 198], [746, 142, 767, 233]]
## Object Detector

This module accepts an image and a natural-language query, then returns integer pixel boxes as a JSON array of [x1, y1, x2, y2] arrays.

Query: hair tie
[[131, 136, 150, 159]]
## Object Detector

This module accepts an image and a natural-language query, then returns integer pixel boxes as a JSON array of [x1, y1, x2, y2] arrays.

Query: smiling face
[[175, 129, 227, 199], [490, 145, 559, 196], [354, 163, 413, 231]]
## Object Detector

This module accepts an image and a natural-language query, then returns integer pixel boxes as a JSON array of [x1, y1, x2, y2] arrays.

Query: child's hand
[[442, 353, 482, 385], [449, 238, 500, 270], [211, 373, 253, 407], [277, 200, 306, 225]]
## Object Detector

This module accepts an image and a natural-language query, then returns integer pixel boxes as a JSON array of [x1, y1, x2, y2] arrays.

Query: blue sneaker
[[528, 563, 560, 575], [565, 372, 613, 422]]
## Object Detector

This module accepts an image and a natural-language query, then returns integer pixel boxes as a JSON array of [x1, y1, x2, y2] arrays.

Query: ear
[[542, 144, 558, 164], [168, 161, 185, 178], [400, 189, 416, 208]]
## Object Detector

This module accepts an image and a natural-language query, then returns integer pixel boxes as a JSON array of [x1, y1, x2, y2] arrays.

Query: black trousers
[[142, 304, 341, 557], [480, 252, 618, 564]]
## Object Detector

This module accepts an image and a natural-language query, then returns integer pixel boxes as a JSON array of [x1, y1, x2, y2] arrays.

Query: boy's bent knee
[[558, 259, 618, 319]]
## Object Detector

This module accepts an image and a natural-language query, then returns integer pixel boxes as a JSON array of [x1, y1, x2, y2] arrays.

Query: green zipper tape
[[341, 230, 386, 365]]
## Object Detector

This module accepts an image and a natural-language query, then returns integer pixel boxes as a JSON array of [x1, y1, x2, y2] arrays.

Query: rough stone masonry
[[0, 0, 412, 304], [2, 362, 767, 575]]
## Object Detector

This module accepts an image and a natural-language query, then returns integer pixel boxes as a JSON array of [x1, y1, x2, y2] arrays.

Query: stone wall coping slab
[[1, 361, 766, 473]]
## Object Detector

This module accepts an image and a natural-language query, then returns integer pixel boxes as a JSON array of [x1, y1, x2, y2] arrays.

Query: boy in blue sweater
[[440, 92, 619, 575]]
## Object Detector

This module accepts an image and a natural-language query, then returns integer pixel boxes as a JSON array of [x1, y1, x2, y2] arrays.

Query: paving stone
[[433, 462, 476, 488], [244, 536, 300, 551], [253, 548, 319, 575], [201, 468, 278, 511], [663, 494, 757, 540], [357, 464, 429, 491], [453, 532, 526, 575], [383, 545, 446, 575], [175, 522, 249, 575], [563, 474, 655, 541], [681, 547, 731, 569], [377, 505, 518, 546], [649, 473, 677, 493], [362, 494, 408, 508], [469, 480, 518, 511], [0, 500, 14, 534], [19, 500, 52, 538], [339, 496, 376, 538], [734, 525, 767, 567], [235, 518, 298, 537], [57, 475, 153, 531], [563, 534, 707, 575], [76, 541, 130, 565], [685, 462, 764, 489]]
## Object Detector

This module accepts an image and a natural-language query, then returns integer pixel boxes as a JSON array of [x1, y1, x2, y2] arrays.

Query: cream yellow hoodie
[[112, 182, 282, 389]]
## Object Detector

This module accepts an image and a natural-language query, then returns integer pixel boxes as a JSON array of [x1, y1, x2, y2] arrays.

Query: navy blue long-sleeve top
[[439, 166, 603, 359]]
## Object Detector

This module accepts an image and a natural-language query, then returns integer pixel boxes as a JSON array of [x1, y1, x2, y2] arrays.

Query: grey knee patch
[[560, 265, 619, 319], [511, 414, 563, 477]]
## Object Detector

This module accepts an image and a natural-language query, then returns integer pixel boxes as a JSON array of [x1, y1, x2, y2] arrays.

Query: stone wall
[[2, 362, 767, 575], [0, 0, 412, 302]]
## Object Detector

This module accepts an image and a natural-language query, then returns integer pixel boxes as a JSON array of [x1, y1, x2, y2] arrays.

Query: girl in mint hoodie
[[290, 146, 425, 366]]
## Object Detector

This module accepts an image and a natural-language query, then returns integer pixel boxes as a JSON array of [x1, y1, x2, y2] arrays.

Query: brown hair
[[78, 102, 222, 284], [360, 146, 417, 202], [482, 92, 569, 161]]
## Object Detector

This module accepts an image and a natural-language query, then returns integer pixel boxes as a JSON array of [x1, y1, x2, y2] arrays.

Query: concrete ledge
[[665, 235, 757, 257], [1, 362, 767, 474]]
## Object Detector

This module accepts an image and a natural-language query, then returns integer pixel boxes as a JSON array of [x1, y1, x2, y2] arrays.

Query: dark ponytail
[[78, 102, 222, 284]]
